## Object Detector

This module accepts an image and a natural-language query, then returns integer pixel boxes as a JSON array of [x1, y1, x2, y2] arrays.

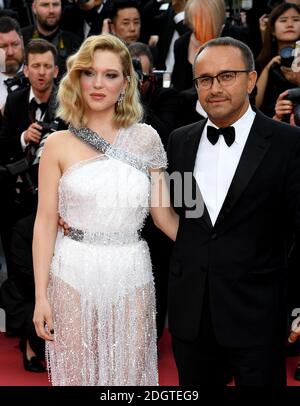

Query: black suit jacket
[[153, 7, 189, 71], [60, 3, 111, 40], [0, 87, 31, 162], [167, 109, 300, 347], [177, 86, 205, 127], [21, 25, 81, 78], [171, 31, 193, 91], [0, 86, 65, 162]]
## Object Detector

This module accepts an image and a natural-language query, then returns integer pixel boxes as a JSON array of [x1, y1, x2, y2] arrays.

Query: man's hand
[[288, 316, 300, 343], [102, 18, 112, 34], [148, 35, 159, 47], [24, 122, 43, 144], [58, 216, 70, 235]]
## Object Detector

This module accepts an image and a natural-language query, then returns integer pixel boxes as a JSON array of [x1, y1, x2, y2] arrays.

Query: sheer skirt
[[47, 274, 158, 386]]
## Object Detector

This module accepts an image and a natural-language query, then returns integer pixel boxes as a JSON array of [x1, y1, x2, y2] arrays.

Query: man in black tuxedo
[[0, 39, 63, 255], [0, 38, 60, 167], [167, 36, 300, 386], [0, 39, 65, 371], [150, 0, 189, 71]]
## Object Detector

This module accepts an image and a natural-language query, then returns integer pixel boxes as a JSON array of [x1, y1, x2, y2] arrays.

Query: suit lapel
[[182, 120, 213, 230], [182, 120, 206, 173], [214, 111, 273, 228]]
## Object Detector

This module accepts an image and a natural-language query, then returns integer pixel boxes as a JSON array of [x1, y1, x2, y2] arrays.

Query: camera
[[132, 58, 171, 89], [31, 120, 59, 165], [4, 72, 29, 93], [0, 157, 38, 205], [279, 47, 295, 68], [152, 70, 171, 88], [284, 87, 300, 126], [132, 57, 143, 82], [37, 120, 59, 136]]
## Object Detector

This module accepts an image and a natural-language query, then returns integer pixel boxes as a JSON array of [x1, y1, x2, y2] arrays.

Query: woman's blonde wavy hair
[[57, 34, 143, 128]]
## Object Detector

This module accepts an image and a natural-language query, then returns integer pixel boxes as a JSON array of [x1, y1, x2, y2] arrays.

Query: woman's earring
[[118, 90, 125, 106]]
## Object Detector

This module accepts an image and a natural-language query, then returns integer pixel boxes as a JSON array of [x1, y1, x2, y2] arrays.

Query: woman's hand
[[259, 14, 269, 41], [58, 216, 70, 235], [33, 298, 55, 341], [266, 55, 281, 72], [273, 90, 293, 121]]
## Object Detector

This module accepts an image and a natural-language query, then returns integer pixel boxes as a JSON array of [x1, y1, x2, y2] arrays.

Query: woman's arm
[[150, 169, 179, 241], [255, 55, 281, 108], [32, 133, 62, 341]]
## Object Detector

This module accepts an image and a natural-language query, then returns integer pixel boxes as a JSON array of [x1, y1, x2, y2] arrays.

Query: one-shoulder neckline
[[68, 125, 122, 151], [60, 154, 108, 184]]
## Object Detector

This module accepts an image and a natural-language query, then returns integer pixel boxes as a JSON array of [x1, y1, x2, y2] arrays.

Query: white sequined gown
[[46, 123, 167, 386]]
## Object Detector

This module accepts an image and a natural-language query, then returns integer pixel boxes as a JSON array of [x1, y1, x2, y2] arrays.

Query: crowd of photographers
[[0, 0, 300, 379]]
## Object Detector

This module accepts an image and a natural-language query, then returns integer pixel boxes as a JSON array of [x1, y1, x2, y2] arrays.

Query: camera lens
[[279, 47, 295, 68], [293, 104, 300, 127]]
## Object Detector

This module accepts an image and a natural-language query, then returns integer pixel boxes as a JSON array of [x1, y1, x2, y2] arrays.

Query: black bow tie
[[207, 125, 235, 147], [30, 98, 48, 114]]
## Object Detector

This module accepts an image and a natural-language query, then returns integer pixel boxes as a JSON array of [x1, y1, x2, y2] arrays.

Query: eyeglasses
[[193, 70, 250, 89]]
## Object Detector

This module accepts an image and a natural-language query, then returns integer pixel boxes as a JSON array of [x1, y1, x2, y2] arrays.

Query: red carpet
[[0, 330, 299, 386]]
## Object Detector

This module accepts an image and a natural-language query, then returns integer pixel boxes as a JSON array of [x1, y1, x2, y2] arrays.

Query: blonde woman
[[32, 34, 178, 386]]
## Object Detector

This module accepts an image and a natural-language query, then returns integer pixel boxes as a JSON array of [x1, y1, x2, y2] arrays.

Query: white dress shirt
[[165, 11, 185, 74], [20, 87, 47, 150], [193, 105, 256, 225], [0, 71, 9, 112], [0, 66, 24, 112]]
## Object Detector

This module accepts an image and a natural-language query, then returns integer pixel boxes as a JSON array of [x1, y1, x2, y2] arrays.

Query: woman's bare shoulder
[[46, 129, 71, 143], [44, 129, 76, 150]]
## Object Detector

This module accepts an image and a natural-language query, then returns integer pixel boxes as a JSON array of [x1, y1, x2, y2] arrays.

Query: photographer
[[255, 3, 300, 117], [0, 38, 65, 216], [0, 16, 26, 115], [0, 38, 65, 373], [129, 41, 180, 146], [0, 16, 26, 279]]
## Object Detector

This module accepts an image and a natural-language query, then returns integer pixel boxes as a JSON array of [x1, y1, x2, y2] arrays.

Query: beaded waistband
[[66, 227, 141, 245]]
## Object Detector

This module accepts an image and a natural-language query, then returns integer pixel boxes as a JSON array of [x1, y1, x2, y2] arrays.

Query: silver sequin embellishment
[[69, 125, 150, 176], [67, 227, 141, 245]]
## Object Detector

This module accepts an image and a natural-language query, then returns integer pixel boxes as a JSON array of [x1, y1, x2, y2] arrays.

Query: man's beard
[[38, 17, 59, 33], [5, 59, 21, 75]]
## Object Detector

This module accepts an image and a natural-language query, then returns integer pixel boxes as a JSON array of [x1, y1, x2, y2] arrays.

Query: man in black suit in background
[[167, 37, 300, 387], [61, 0, 111, 41], [21, 0, 81, 79], [0, 39, 63, 248], [0, 38, 59, 168], [0, 39, 64, 372]]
